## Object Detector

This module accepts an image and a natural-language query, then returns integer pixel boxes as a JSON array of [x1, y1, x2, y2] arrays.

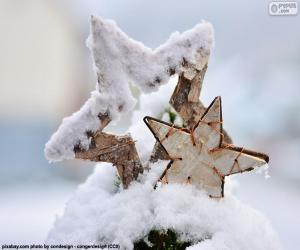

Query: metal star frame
[[144, 96, 269, 198]]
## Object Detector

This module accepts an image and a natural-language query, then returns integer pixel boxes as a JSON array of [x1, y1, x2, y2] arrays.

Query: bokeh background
[[0, 0, 299, 248]]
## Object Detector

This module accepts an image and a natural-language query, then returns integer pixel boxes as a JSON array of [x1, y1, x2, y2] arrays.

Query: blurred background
[[0, 0, 299, 248]]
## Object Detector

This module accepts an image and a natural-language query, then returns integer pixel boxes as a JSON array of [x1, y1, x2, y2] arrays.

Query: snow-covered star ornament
[[144, 96, 269, 198]]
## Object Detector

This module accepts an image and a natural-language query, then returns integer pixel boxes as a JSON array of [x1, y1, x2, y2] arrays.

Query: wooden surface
[[75, 131, 143, 189], [144, 97, 268, 197], [150, 63, 232, 163]]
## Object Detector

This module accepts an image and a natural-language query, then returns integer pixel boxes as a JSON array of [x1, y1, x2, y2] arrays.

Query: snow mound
[[44, 15, 213, 162], [46, 163, 280, 250]]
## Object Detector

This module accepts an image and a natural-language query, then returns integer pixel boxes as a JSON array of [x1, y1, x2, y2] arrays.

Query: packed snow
[[47, 163, 280, 250], [44, 15, 213, 162], [47, 80, 280, 250]]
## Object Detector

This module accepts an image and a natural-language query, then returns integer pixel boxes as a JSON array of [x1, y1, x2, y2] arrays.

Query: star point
[[144, 97, 268, 198]]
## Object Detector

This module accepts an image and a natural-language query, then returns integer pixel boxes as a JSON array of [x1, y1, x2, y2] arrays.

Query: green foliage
[[163, 107, 186, 128], [134, 229, 191, 250], [169, 110, 177, 124]]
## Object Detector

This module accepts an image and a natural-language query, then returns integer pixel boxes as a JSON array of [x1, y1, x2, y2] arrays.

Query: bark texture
[[150, 63, 232, 162], [75, 131, 143, 189], [144, 97, 268, 198]]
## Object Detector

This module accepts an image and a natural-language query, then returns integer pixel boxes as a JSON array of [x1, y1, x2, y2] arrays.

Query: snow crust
[[47, 163, 280, 250], [44, 15, 213, 162]]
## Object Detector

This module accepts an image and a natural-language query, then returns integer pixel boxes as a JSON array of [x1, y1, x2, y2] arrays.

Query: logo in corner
[[269, 1, 298, 15]]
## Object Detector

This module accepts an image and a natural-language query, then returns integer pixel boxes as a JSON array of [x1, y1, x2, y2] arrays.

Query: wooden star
[[144, 96, 269, 198], [45, 16, 214, 189], [150, 62, 233, 162]]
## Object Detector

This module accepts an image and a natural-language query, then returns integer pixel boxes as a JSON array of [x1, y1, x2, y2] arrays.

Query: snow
[[44, 15, 213, 162], [46, 163, 280, 250], [46, 82, 280, 250], [128, 76, 178, 162], [44, 16, 280, 250]]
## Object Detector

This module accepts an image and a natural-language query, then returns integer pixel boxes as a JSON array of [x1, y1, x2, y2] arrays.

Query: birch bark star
[[144, 96, 269, 197]]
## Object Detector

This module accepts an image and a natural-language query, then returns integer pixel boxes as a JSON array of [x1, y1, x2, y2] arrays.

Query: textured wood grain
[[144, 97, 268, 197], [72, 111, 143, 189], [150, 63, 232, 163], [170, 64, 208, 128], [75, 131, 143, 189]]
